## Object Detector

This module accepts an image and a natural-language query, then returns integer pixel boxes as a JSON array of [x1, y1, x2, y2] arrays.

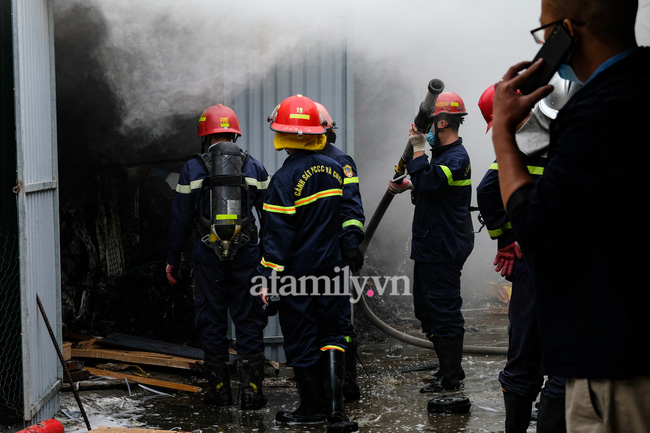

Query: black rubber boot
[[276, 365, 327, 424], [239, 352, 267, 410], [536, 393, 566, 433], [343, 339, 361, 402], [322, 349, 359, 433], [420, 337, 463, 393], [203, 354, 233, 407], [503, 390, 533, 433], [434, 365, 465, 381]]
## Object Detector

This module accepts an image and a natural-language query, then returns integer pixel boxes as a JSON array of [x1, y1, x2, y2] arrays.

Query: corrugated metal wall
[[12, 0, 61, 423], [222, 39, 354, 363], [0, 0, 24, 426], [218, 39, 354, 175]]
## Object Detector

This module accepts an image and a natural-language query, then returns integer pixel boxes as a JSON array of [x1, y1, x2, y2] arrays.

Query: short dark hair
[[437, 113, 465, 132], [545, 0, 637, 45], [213, 132, 238, 142]]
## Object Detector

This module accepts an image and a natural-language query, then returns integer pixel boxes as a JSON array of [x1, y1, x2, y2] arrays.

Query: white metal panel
[[12, 0, 61, 423], [232, 43, 353, 176]]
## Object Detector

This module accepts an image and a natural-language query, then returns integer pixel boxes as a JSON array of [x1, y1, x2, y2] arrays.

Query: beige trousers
[[565, 376, 650, 433]]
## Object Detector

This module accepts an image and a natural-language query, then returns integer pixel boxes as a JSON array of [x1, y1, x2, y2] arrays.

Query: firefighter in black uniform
[[388, 92, 474, 393], [166, 104, 269, 410], [257, 94, 357, 433], [316, 101, 365, 402]]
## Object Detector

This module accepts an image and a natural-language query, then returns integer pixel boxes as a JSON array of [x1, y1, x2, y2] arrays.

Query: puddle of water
[[59, 307, 530, 433]]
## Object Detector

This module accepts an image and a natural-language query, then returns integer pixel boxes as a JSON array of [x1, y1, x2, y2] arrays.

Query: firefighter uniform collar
[[430, 138, 463, 158], [283, 149, 314, 164]]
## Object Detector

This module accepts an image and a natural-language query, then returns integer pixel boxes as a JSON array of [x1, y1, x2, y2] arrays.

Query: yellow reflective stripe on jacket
[[439, 165, 471, 186], [295, 188, 342, 208], [489, 162, 544, 175], [263, 188, 341, 214], [262, 203, 296, 214], [488, 222, 512, 239], [527, 166, 544, 175], [246, 177, 270, 190], [176, 179, 204, 194], [343, 177, 359, 185], [320, 345, 345, 352], [342, 219, 364, 230], [177, 177, 269, 194], [488, 227, 504, 238], [261, 257, 285, 272]]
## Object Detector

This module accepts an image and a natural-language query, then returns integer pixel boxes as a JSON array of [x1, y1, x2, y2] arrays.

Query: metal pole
[[36, 294, 92, 431]]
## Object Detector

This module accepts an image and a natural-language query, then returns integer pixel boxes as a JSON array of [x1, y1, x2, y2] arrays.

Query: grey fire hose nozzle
[[394, 78, 445, 179]]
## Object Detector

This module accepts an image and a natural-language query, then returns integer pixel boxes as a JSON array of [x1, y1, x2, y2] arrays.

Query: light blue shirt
[[586, 47, 639, 84]]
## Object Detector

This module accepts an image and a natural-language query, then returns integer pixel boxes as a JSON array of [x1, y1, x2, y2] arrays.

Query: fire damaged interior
[[55, 4, 201, 345]]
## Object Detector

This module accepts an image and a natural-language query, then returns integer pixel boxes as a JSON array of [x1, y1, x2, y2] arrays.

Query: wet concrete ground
[[58, 304, 532, 433]]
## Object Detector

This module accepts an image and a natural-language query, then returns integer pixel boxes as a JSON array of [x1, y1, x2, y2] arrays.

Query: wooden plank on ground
[[71, 345, 202, 371], [62, 342, 72, 361], [98, 333, 204, 360], [91, 426, 191, 433], [85, 367, 200, 393]]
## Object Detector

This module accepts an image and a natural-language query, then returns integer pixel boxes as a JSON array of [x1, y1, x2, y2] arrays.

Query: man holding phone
[[492, 0, 650, 431]]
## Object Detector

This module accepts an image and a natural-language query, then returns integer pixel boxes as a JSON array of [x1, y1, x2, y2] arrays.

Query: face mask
[[426, 130, 436, 147], [557, 63, 583, 85]]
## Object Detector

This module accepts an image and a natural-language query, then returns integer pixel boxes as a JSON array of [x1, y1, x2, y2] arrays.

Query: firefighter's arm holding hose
[[387, 125, 424, 195], [387, 79, 445, 196]]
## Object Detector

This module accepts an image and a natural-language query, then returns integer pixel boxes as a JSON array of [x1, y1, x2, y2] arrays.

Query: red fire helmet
[[268, 94, 326, 135], [432, 92, 468, 117], [314, 102, 337, 130], [478, 84, 496, 133], [197, 104, 241, 137]]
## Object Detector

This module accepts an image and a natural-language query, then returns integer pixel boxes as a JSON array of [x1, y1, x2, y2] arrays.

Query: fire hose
[[357, 79, 507, 356]]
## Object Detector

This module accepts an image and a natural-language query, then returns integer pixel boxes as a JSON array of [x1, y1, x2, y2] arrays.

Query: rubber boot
[[321, 349, 359, 433], [203, 354, 233, 406], [503, 390, 533, 433], [434, 365, 465, 381], [239, 352, 267, 410], [536, 393, 566, 433], [342, 339, 361, 402], [276, 365, 327, 424], [420, 337, 463, 393]]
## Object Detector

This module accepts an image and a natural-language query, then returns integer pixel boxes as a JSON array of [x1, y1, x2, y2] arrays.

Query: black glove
[[265, 295, 281, 316], [342, 248, 364, 273]]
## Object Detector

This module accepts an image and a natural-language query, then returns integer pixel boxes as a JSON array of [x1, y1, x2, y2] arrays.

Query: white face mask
[[557, 63, 583, 85]]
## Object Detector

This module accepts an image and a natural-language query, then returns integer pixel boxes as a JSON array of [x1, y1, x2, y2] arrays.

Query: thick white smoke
[[54, 0, 650, 297], [57, 0, 540, 140]]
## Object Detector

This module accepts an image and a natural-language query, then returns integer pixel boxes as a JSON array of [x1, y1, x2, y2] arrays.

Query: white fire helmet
[[538, 73, 583, 119], [516, 73, 583, 156]]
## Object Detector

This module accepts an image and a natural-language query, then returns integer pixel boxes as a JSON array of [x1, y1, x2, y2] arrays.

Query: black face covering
[[326, 129, 337, 145]]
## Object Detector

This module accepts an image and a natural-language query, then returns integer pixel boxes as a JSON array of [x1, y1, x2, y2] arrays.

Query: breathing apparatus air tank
[[207, 141, 245, 260]]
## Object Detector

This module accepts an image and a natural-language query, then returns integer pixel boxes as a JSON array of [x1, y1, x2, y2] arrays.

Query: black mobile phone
[[520, 24, 574, 94]]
